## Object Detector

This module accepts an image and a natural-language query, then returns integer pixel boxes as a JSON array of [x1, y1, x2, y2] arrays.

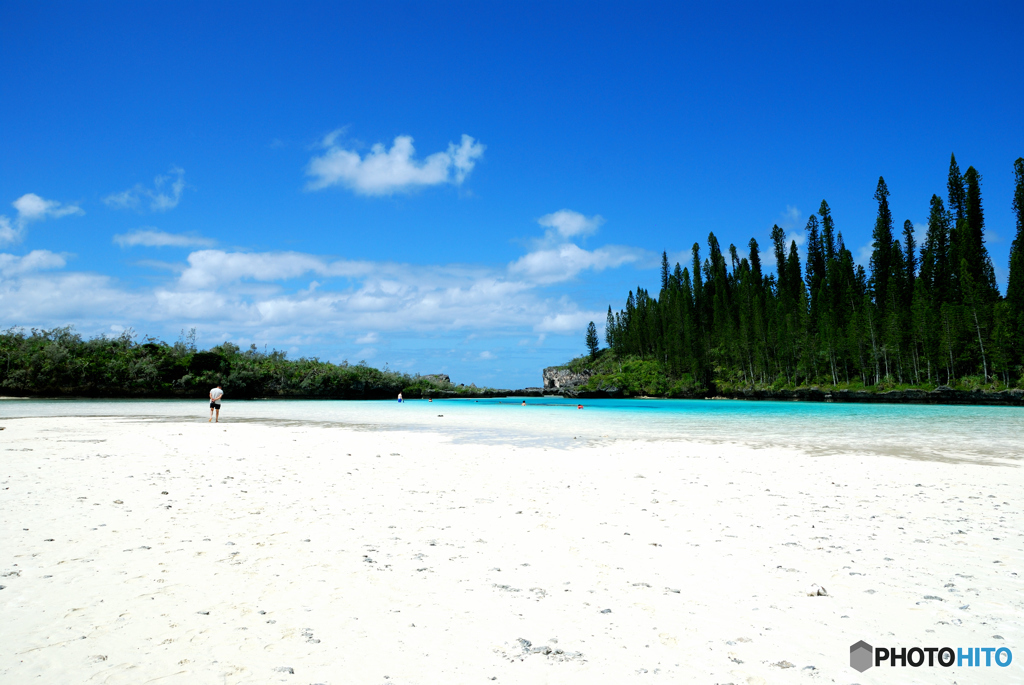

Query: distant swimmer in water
[[522, 400, 526, 406], [577, 404, 583, 409], [398, 392, 403, 403], [428, 398, 433, 402]]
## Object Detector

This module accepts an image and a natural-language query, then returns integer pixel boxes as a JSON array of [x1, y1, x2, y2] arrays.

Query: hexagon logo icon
[[850, 640, 873, 672]]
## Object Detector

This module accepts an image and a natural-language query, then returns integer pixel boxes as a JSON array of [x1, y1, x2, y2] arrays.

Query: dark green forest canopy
[[596, 155, 1024, 395], [0, 327, 487, 399]]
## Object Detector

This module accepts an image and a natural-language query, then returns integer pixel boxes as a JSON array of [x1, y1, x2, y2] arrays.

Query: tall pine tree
[[961, 166, 999, 299], [948, 154, 966, 295], [869, 177, 894, 309], [1006, 158, 1024, 368], [586, 321, 599, 359]]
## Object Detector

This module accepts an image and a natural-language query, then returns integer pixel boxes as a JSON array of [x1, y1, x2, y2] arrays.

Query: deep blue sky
[[2, 1, 1022, 387]]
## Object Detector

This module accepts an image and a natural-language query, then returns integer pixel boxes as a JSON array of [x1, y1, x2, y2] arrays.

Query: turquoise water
[[2, 397, 1020, 464]]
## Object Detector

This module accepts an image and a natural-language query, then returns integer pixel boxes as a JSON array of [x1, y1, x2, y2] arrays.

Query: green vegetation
[[0, 327, 492, 399], [576, 155, 1024, 396], [563, 348, 702, 397], [585, 321, 600, 359]]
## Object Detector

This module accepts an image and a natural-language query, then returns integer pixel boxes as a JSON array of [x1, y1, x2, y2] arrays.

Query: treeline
[[601, 155, 1024, 393], [0, 327, 478, 399]]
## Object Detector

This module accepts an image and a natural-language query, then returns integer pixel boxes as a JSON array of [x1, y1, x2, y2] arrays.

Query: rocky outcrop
[[570, 385, 624, 399], [423, 374, 451, 385], [542, 366, 591, 393], [540, 366, 628, 398]]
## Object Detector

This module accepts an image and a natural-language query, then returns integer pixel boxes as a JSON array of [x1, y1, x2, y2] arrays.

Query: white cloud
[[534, 310, 605, 335], [517, 334, 547, 346], [0, 246, 587, 336], [0, 194, 84, 245], [113, 229, 215, 248], [354, 347, 377, 361], [780, 205, 801, 229], [513, 208, 649, 283], [306, 133, 485, 195], [105, 167, 187, 212], [179, 251, 318, 289], [0, 250, 68, 276], [103, 190, 136, 210], [0, 217, 15, 245], [0, 210, 647, 361], [509, 243, 647, 284], [538, 210, 604, 240], [994, 264, 1008, 293], [855, 241, 873, 267], [448, 136, 483, 184], [321, 127, 348, 148], [478, 350, 495, 360], [177, 250, 375, 289], [12, 193, 84, 222], [0, 271, 142, 323]]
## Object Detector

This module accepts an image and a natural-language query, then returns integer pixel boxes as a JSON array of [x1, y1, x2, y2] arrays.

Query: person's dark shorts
[[210, 401, 221, 409]]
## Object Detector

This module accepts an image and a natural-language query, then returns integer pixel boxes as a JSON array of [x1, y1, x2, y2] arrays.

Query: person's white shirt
[[210, 387, 224, 402]]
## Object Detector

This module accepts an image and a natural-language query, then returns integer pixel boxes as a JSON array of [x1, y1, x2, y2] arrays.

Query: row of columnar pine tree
[[601, 155, 1024, 390]]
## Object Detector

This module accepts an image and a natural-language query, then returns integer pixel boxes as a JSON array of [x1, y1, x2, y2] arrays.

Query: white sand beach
[[1, 414, 1022, 684]]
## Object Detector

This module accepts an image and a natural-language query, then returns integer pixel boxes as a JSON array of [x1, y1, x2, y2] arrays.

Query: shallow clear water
[[2, 396, 1021, 464]]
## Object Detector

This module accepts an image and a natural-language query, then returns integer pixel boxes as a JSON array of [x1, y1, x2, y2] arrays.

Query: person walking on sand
[[209, 384, 224, 422]]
